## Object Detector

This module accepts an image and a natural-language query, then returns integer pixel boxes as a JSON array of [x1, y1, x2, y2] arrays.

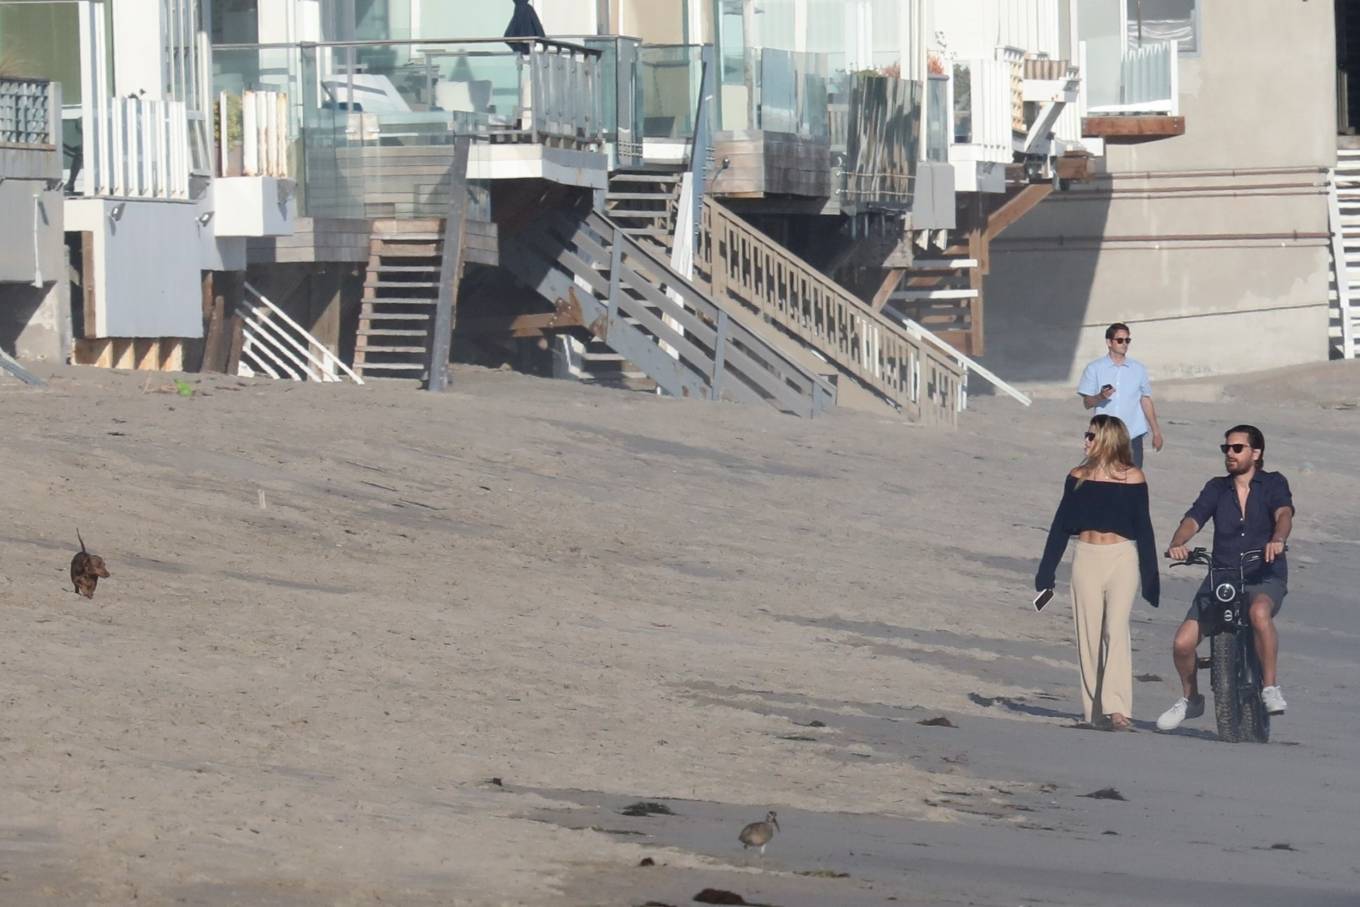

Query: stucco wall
[[981, 0, 1336, 386], [0, 181, 64, 285]]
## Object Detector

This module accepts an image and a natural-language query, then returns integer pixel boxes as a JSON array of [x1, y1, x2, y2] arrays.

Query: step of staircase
[[355, 219, 452, 380]]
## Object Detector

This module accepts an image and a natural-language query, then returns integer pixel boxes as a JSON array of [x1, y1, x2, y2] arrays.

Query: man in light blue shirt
[[1076, 322, 1164, 467]]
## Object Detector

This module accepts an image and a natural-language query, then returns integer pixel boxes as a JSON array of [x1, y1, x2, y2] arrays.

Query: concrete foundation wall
[[0, 275, 70, 363], [980, 0, 1336, 386]]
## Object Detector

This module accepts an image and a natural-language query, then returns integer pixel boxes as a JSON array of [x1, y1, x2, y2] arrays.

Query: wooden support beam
[[223, 271, 247, 377], [1081, 115, 1185, 141], [201, 272, 230, 373], [161, 339, 184, 372], [966, 193, 987, 357], [308, 264, 343, 360], [112, 339, 135, 370], [134, 339, 159, 371], [427, 136, 470, 392], [870, 269, 905, 312], [985, 184, 1054, 241], [457, 310, 587, 339], [80, 232, 97, 338]]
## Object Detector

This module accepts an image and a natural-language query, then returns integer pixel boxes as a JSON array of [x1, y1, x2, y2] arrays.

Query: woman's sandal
[[1108, 713, 1133, 731]]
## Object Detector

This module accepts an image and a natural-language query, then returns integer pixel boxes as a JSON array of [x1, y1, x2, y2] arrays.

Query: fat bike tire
[[1239, 636, 1271, 744], [1210, 633, 1244, 742]]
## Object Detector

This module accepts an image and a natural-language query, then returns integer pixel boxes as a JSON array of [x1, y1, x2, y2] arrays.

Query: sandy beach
[[1, 361, 1357, 905]]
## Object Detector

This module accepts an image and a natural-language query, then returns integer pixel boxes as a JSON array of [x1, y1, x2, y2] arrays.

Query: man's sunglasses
[[1220, 443, 1252, 454], [1110, 337, 1132, 345]]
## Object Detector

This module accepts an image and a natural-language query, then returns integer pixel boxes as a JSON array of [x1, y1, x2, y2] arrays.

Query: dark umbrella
[[504, 0, 545, 55]]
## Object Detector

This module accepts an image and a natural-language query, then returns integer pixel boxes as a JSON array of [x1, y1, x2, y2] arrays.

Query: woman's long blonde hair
[[1078, 414, 1135, 482]]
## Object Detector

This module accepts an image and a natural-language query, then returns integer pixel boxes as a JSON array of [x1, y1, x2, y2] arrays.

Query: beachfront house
[[26, 1, 1328, 423], [0, 0, 297, 374], [980, 0, 1350, 381]]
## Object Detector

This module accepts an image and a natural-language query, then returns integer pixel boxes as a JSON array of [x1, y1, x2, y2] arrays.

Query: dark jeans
[[1131, 434, 1144, 468]]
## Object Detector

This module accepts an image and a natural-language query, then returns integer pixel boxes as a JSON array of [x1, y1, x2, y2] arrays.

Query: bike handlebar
[[1168, 547, 1212, 567], [1166, 545, 1285, 568]]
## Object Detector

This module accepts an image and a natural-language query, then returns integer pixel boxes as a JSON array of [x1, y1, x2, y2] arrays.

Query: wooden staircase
[[698, 199, 971, 424], [604, 168, 682, 255], [506, 207, 836, 417], [354, 219, 447, 380]]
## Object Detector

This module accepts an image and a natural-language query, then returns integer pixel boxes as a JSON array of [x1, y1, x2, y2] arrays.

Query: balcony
[[212, 37, 609, 220], [1083, 40, 1183, 142]]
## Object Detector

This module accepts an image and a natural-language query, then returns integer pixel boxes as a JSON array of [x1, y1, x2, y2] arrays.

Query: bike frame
[[1173, 547, 1271, 742]]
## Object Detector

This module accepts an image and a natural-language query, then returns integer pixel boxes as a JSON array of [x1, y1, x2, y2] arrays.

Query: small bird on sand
[[738, 810, 780, 854]]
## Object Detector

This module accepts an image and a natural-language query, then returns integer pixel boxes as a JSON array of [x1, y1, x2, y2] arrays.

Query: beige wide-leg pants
[[1070, 540, 1139, 723]]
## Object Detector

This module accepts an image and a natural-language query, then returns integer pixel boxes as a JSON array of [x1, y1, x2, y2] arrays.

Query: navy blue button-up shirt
[[1184, 470, 1294, 578]]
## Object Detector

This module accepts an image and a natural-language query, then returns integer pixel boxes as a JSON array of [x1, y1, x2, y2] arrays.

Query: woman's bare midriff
[[1079, 529, 1129, 545]]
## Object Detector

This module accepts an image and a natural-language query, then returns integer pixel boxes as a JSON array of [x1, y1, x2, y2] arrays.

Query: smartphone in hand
[[1033, 588, 1055, 612]]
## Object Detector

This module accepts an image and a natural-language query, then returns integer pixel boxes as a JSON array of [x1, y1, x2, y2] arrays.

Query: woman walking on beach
[[1035, 415, 1160, 729]]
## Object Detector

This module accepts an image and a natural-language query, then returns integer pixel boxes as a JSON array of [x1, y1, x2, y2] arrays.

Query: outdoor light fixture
[[197, 211, 214, 226], [108, 202, 125, 223]]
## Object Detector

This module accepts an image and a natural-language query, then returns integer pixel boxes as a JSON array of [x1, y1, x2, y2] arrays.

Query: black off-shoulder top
[[1035, 474, 1160, 607]]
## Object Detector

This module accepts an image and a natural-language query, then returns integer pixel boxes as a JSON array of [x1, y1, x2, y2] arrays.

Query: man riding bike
[[1156, 425, 1295, 732]]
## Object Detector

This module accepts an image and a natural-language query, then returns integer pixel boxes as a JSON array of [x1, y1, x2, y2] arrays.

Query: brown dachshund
[[70, 530, 110, 599]]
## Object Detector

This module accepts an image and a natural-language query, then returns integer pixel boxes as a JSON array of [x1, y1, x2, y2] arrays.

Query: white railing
[[238, 282, 364, 384], [528, 42, 604, 145], [1055, 43, 1088, 147], [994, 0, 1063, 60], [82, 96, 191, 199], [217, 90, 289, 177], [952, 58, 1013, 164]]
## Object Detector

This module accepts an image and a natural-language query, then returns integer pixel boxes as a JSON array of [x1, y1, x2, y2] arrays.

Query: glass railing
[[211, 38, 603, 217], [753, 47, 829, 140], [925, 74, 948, 162], [638, 44, 703, 140], [559, 35, 645, 166], [837, 72, 920, 210]]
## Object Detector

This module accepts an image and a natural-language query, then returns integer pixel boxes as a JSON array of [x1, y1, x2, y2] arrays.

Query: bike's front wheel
[[1210, 631, 1271, 743], [1210, 633, 1245, 742]]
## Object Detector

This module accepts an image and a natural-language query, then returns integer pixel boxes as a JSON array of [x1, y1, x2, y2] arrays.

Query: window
[[1126, 0, 1198, 55]]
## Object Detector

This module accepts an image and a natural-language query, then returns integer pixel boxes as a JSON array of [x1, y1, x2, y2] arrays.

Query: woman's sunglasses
[[1084, 432, 1096, 442], [1220, 443, 1252, 454]]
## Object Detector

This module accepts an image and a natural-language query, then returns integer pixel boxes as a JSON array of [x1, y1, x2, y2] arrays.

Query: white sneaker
[[1261, 685, 1287, 715], [1156, 694, 1205, 731]]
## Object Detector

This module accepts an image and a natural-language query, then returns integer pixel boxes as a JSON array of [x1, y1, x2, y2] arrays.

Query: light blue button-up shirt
[[1077, 354, 1152, 439]]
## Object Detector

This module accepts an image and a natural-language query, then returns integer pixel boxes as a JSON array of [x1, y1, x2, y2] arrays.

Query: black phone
[[1101, 383, 1113, 393], [1033, 588, 1055, 612]]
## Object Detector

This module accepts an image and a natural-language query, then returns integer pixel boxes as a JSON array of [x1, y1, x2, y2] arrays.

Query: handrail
[[698, 198, 966, 423], [212, 36, 600, 57], [240, 281, 364, 384], [889, 311, 1032, 407]]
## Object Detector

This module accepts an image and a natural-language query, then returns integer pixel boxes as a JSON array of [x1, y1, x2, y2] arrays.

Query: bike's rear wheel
[[1239, 635, 1271, 743]]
